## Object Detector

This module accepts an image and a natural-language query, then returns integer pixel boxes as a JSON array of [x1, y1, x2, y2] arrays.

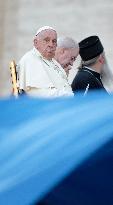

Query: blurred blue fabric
[[0, 92, 113, 205]]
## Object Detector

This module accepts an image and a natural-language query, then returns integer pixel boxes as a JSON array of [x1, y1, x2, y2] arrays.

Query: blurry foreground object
[[0, 92, 113, 205], [37, 138, 113, 205]]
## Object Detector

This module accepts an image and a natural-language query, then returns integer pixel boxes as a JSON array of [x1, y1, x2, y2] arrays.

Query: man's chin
[[45, 53, 55, 60], [49, 53, 55, 58], [42, 51, 54, 59]]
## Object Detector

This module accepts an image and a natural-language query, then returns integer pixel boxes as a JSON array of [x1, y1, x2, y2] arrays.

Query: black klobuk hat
[[79, 36, 104, 61]]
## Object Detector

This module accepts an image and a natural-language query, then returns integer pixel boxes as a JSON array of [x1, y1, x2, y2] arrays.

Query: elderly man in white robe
[[18, 26, 73, 97]]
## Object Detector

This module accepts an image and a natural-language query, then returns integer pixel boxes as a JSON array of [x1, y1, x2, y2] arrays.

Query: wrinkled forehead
[[38, 29, 57, 40]]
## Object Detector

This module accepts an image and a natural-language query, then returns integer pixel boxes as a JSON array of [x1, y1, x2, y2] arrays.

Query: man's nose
[[48, 41, 54, 47]]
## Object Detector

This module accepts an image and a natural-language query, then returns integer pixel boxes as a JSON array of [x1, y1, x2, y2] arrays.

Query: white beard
[[101, 58, 113, 93]]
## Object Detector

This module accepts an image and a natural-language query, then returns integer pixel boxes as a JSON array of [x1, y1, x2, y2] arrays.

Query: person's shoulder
[[75, 69, 91, 81], [72, 69, 92, 89], [19, 49, 33, 63]]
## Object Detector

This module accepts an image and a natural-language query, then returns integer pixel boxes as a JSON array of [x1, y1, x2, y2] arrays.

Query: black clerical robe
[[71, 67, 107, 94]]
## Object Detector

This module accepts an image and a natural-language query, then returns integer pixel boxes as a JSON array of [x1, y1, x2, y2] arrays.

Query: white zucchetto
[[35, 26, 56, 36]]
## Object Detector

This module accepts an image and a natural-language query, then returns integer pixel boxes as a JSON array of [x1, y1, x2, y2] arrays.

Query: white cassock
[[17, 48, 73, 97]]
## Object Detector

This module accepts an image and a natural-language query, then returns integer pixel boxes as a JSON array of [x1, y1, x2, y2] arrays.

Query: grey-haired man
[[55, 37, 79, 76]]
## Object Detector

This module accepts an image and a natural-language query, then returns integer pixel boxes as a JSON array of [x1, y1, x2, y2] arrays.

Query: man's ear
[[62, 48, 66, 54], [98, 54, 105, 64], [34, 38, 38, 47]]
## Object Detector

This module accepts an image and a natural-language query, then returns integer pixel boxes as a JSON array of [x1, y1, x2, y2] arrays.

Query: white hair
[[57, 37, 79, 49]]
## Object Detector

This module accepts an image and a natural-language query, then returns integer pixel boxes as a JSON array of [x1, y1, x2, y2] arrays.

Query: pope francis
[[18, 26, 73, 97]]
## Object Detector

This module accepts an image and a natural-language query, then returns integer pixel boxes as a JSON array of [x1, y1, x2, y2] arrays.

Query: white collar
[[33, 47, 43, 58], [33, 47, 54, 63]]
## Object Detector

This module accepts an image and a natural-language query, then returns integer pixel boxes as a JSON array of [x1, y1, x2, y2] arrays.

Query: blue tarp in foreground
[[0, 92, 113, 205]]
